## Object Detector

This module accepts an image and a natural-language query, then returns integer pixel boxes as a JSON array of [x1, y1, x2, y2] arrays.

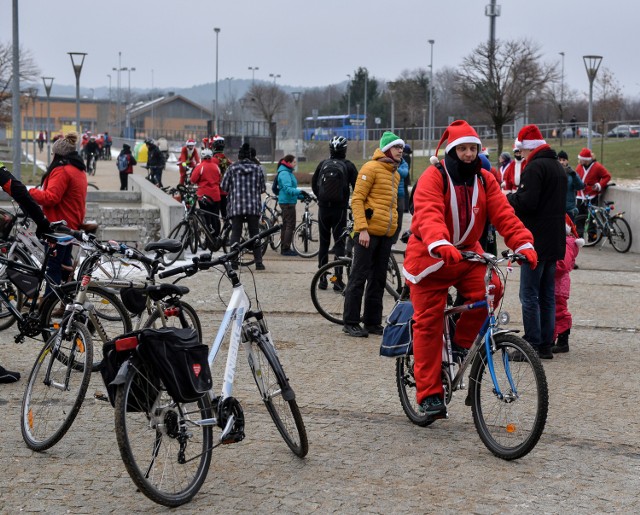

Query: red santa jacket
[[403, 161, 533, 284], [29, 164, 88, 230], [575, 160, 611, 199], [501, 159, 524, 193], [190, 160, 221, 202], [178, 146, 201, 184]]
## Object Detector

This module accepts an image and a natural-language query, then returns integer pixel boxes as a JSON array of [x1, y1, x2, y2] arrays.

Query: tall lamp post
[[291, 92, 301, 164], [42, 77, 54, 165], [428, 39, 435, 155], [214, 27, 220, 133], [346, 74, 352, 118], [362, 68, 368, 160], [559, 51, 565, 147], [68, 52, 87, 137], [269, 73, 281, 85], [387, 82, 395, 133], [123, 66, 136, 136], [27, 87, 37, 179], [583, 55, 603, 150], [248, 66, 259, 84]]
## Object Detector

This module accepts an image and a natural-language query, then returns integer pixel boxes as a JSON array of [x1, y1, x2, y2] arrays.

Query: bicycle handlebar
[[159, 224, 281, 279], [460, 249, 530, 266]]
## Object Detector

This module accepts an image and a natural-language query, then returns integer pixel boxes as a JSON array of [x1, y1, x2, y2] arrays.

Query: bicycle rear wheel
[[163, 222, 191, 266], [143, 300, 203, 342], [609, 217, 632, 253], [222, 219, 269, 267], [310, 258, 351, 325], [114, 360, 213, 507], [396, 353, 431, 426], [76, 251, 152, 282], [575, 214, 601, 247], [292, 220, 320, 258], [21, 321, 93, 451], [248, 331, 308, 457], [386, 253, 403, 298], [468, 333, 548, 460]]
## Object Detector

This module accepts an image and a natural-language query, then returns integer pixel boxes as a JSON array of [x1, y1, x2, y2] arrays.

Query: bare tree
[[595, 67, 624, 128], [455, 38, 556, 153], [245, 83, 287, 160], [0, 42, 40, 123]]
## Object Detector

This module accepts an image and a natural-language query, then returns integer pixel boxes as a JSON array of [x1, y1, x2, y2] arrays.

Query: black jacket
[[146, 144, 166, 169], [507, 146, 567, 261], [311, 157, 358, 208]]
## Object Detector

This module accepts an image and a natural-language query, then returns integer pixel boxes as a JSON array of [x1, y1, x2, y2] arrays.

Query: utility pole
[[11, 0, 22, 179]]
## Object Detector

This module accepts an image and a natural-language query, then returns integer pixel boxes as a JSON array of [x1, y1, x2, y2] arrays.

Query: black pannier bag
[[136, 327, 212, 404]]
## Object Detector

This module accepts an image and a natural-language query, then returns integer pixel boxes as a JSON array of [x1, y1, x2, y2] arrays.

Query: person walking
[[116, 143, 137, 191], [403, 120, 535, 421], [37, 131, 45, 152], [507, 124, 567, 360], [276, 154, 309, 256], [558, 150, 584, 220], [220, 143, 267, 270], [342, 131, 403, 338], [311, 136, 357, 283], [145, 138, 166, 187], [190, 148, 222, 239]]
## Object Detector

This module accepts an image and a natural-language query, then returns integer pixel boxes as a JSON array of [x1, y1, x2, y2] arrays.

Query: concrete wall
[[128, 174, 184, 238], [603, 186, 640, 253]]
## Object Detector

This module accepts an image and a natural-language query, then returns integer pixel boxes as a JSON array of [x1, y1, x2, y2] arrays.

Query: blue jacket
[[277, 164, 303, 205], [397, 159, 409, 198], [565, 166, 585, 217]]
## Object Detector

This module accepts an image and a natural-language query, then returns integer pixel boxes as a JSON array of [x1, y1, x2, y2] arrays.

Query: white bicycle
[[110, 224, 308, 507]]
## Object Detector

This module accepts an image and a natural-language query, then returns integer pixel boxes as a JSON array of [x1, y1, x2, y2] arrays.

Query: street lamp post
[[346, 74, 351, 117], [106, 74, 112, 133], [269, 73, 281, 85], [559, 51, 565, 147], [248, 66, 259, 85], [239, 98, 247, 144], [387, 82, 395, 133], [291, 92, 301, 164], [27, 87, 37, 179], [42, 77, 54, 165], [362, 68, 368, 160], [583, 55, 603, 150], [214, 27, 220, 134], [428, 39, 435, 155], [68, 52, 87, 137], [123, 66, 136, 136], [422, 108, 427, 154], [356, 103, 360, 145], [113, 51, 125, 136]]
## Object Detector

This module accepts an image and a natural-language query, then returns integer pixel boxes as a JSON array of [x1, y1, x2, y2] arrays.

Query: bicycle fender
[[110, 360, 131, 386], [492, 328, 521, 337], [613, 212, 626, 218]]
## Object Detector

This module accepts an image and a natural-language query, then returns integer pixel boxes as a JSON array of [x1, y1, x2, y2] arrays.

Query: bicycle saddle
[[145, 239, 183, 253]]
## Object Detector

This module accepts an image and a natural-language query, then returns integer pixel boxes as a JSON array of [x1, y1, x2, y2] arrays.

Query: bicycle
[[261, 193, 282, 251], [86, 152, 98, 176], [292, 195, 320, 258], [575, 198, 632, 253], [395, 250, 549, 460], [112, 224, 308, 507]]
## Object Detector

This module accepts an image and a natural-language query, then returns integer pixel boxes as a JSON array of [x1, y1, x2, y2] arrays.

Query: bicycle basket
[[0, 208, 16, 240], [136, 327, 212, 403], [380, 299, 414, 358], [120, 287, 147, 315]]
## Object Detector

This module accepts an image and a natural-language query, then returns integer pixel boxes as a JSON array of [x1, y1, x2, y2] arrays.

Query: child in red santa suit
[[403, 120, 537, 423], [551, 215, 584, 353]]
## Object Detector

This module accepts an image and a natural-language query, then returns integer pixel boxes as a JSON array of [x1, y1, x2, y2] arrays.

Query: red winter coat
[[501, 159, 524, 193], [30, 164, 88, 230], [404, 162, 533, 284], [190, 160, 221, 202], [555, 235, 582, 299], [178, 146, 201, 184], [576, 160, 611, 199]]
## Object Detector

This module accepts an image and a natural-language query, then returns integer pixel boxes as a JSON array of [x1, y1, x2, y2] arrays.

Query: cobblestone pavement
[[1, 228, 639, 513]]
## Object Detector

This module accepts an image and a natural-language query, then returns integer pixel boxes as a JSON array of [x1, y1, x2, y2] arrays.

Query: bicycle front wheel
[[114, 360, 213, 507], [609, 217, 632, 253], [575, 214, 601, 247], [21, 321, 93, 451], [468, 333, 548, 460], [292, 220, 320, 258], [386, 253, 403, 298], [143, 300, 203, 342], [310, 258, 351, 325], [248, 332, 308, 457], [163, 222, 191, 266]]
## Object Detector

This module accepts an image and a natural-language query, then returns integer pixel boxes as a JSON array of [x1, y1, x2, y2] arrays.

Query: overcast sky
[[2, 0, 639, 98]]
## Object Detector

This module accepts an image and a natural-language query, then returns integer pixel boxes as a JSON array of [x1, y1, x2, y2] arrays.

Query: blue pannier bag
[[380, 300, 414, 357]]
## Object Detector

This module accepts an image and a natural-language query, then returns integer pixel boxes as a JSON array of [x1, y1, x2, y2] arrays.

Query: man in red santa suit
[[178, 138, 201, 185], [501, 147, 524, 193], [403, 120, 536, 423], [575, 147, 611, 213]]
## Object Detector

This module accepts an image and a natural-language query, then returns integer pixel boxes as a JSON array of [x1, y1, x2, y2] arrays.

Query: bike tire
[[310, 258, 351, 325], [249, 332, 308, 457], [292, 219, 320, 258], [0, 246, 33, 330], [468, 332, 548, 460], [188, 218, 200, 255], [39, 283, 133, 372], [163, 222, 191, 266], [268, 213, 282, 251], [21, 321, 93, 451], [143, 300, 203, 342], [386, 253, 403, 299], [395, 353, 432, 426], [114, 360, 213, 508], [76, 251, 153, 282], [609, 217, 632, 253], [575, 214, 601, 247], [221, 220, 269, 267]]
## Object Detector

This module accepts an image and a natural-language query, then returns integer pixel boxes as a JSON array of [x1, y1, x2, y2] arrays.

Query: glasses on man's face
[[392, 144, 404, 150]]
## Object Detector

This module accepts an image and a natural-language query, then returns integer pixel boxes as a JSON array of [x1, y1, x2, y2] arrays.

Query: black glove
[[300, 190, 310, 200], [35, 220, 52, 239]]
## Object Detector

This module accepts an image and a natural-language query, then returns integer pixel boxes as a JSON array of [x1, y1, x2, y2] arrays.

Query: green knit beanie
[[379, 131, 405, 153]]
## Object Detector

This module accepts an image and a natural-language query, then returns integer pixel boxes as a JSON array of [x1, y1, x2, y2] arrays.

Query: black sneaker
[[364, 324, 384, 335], [0, 365, 20, 384], [536, 344, 553, 360], [333, 279, 346, 292], [342, 324, 368, 338], [418, 394, 447, 421], [255, 263, 266, 271], [318, 275, 328, 290]]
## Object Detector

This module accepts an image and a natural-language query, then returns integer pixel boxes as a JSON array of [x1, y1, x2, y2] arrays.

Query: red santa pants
[[408, 261, 503, 404], [554, 295, 571, 339]]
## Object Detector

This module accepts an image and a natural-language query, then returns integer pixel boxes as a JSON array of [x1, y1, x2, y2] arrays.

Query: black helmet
[[144, 137, 155, 146], [212, 134, 225, 151], [329, 136, 347, 152]]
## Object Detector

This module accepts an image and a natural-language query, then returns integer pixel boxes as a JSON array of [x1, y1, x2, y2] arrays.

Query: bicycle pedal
[[94, 391, 110, 402]]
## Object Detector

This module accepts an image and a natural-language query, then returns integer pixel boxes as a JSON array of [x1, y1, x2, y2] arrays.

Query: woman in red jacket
[[190, 148, 222, 238], [30, 131, 88, 291]]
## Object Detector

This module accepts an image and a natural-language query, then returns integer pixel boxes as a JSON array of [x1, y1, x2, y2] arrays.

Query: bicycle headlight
[[498, 311, 510, 326]]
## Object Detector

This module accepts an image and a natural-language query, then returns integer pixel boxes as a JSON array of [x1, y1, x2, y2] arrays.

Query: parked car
[[562, 126, 602, 138], [606, 124, 640, 138]]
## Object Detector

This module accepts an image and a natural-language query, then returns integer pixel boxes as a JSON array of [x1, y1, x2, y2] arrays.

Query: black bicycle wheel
[[292, 219, 320, 258], [221, 221, 268, 267], [575, 214, 601, 247], [143, 300, 203, 342], [21, 321, 93, 451], [310, 258, 351, 325], [609, 217, 632, 253], [114, 360, 213, 507], [386, 253, 403, 298], [76, 251, 152, 282], [0, 246, 33, 330], [468, 333, 548, 460], [396, 353, 432, 426], [163, 222, 191, 266], [40, 283, 132, 372], [188, 218, 200, 255], [249, 332, 308, 457], [267, 212, 282, 251]]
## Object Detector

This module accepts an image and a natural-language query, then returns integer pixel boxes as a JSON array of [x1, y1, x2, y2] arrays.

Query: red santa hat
[[514, 124, 546, 150], [578, 147, 594, 161], [430, 120, 481, 165]]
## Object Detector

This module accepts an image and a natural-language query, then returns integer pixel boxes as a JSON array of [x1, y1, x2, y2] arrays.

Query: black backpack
[[317, 159, 348, 203], [271, 171, 281, 195]]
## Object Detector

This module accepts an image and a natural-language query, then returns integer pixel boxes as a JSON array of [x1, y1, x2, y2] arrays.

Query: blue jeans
[[519, 260, 556, 348]]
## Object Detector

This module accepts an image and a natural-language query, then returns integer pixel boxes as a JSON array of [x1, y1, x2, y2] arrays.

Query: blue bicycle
[[396, 250, 549, 460]]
